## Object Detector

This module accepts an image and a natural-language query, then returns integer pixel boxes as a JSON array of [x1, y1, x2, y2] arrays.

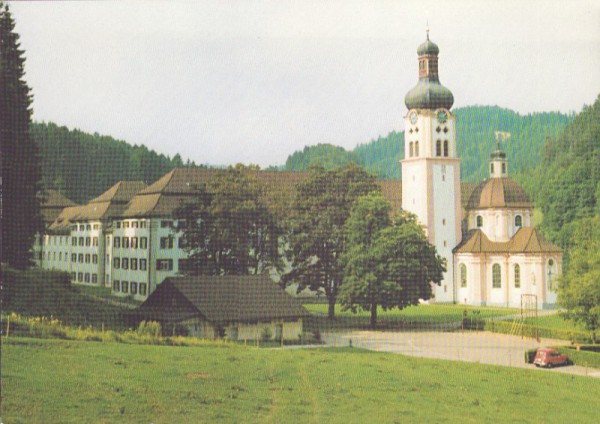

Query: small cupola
[[490, 132, 510, 178]]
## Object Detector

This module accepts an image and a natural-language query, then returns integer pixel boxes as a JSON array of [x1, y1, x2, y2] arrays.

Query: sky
[[9, 0, 600, 168]]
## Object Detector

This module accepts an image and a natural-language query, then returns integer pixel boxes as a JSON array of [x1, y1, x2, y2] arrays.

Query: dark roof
[[138, 275, 309, 325], [466, 178, 532, 210], [40, 190, 78, 225], [454, 228, 562, 254]]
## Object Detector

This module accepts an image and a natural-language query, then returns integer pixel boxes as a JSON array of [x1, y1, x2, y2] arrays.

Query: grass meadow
[[2, 337, 599, 423]]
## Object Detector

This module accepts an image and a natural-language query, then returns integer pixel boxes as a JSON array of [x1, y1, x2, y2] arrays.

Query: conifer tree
[[0, 2, 42, 268]]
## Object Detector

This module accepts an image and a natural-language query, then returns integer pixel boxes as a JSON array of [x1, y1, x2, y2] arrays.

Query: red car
[[533, 348, 570, 368]]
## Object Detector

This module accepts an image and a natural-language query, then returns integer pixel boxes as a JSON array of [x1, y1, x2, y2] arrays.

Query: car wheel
[[547, 363, 553, 369]]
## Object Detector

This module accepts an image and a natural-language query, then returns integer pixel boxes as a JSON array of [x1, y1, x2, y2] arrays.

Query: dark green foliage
[[283, 164, 379, 319], [31, 122, 202, 204], [2, 267, 126, 328], [340, 195, 445, 328], [282, 106, 571, 183], [175, 164, 283, 276], [284, 143, 358, 171], [535, 96, 600, 248], [0, 3, 42, 268]]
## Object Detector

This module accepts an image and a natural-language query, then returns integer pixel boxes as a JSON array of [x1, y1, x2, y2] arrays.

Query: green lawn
[[305, 303, 517, 325], [3, 337, 599, 423], [523, 314, 586, 331]]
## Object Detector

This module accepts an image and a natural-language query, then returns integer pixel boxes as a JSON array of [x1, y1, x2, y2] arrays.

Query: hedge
[[484, 320, 592, 343]]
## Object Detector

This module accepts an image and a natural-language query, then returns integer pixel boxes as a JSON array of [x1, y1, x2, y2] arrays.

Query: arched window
[[547, 259, 555, 291], [490, 163, 494, 174], [502, 163, 506, 174], [492, 264, 501, 288], [515, 215, 522, 228], [443, 140, 449, 157], [514, 264, 520, 288], [460, 264, 467, 288], [476, 215, 483, 228], [415, 141, 419, 156], [409, 142, 414, 158], [436, 140, 441, 156]]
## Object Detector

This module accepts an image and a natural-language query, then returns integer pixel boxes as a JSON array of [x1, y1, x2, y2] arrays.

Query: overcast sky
[[9, 0, 600, 167]]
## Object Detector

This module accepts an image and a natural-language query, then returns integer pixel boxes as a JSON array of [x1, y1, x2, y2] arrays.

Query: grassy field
[[304, 303, 518, 331], [523, 314, 586, 331], [3, 337, 599, 423]]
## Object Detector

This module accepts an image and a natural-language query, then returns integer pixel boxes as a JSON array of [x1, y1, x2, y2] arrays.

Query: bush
[[558, 347, 600, 370], [484, 320, 592, 343], [137, 321, 162, 338], [260, 326, 272, 342]]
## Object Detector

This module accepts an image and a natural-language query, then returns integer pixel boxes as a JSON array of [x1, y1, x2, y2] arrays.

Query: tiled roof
[[40, 190, 78, 224], [466, 177, 532, 210], [454, 228, 562, 254], [137, 275, 309, 325]]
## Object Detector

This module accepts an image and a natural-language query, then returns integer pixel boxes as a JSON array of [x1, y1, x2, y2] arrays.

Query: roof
[[47, 181, 146, 231], [405, 80, 454, 111], [417, 37, 440, 56], [138, 275, 310, 325], [454, 228, 562, 254], [466, 177, 532, 210], [40, 189, 77, 225]]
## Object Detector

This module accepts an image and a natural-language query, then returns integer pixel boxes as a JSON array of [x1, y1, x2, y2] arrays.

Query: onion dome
[[404, 33, 454, 111], [466, 178, 532, 210]]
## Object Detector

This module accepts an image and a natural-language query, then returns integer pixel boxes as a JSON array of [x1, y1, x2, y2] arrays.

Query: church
[[401, 33, 562, 309]]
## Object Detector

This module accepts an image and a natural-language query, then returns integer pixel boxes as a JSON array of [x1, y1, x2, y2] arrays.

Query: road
[[322, 330, 600, 378]]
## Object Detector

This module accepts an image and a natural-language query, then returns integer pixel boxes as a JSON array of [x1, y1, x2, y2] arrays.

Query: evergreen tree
[[0, 3, 42, 269]]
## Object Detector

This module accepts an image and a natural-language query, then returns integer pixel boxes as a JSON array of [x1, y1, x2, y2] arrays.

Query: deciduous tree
[[340, 194, 445, 328]]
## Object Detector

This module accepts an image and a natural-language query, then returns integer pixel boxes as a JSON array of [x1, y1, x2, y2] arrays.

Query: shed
[[136, 275, 309, 341]]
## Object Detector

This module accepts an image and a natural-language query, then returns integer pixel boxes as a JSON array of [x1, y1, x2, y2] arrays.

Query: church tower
[[401, 32, 461, 302]]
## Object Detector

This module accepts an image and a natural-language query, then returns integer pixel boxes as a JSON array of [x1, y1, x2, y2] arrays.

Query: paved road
[[322, 330, 600, 378]]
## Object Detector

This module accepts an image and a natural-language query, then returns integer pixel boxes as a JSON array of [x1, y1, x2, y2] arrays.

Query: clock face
[[409, 111, 418, 124], [437, 110, 448, 123]]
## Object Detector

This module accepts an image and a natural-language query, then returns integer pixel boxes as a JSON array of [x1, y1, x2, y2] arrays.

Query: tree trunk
[[370, 303, 378, 329], [328, 296, 336, 321]]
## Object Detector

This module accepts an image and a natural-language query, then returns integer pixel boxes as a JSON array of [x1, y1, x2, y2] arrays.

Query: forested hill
[[283, 106, 573, 182], [33, 122, 201, 204]]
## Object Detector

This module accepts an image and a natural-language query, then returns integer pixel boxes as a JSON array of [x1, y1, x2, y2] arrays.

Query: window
[[443, 140, 448, 157], [79, 224, 85, 231], [59, 252, 62, 261], [78, 273, 84, 282], [78, 254, 84, 263], [131, 282, 138, 295], [131, 237, 138, 249], [515, 215, 522, 228], [92, 274, 98, 284], [93, 224, 99, 230], [121, 281, 129, 293], [79, 237, 84, 246], [492, 264, 501, 288], [86, 224, 91, 231], [460, 264, 467, 288], [415, 141, 419, 156], [85, 254, 91, 263], [161, 220, 172, 228], [132, 221, 139, 228], [409, 142, 414, 157], [502, 163, 506, 174], [139, 283, 147, 296], [140, 259, 147, 271], [547, 259, 556, 291], [156, 259, 173, 271], [131, 258, 138, 270], [491, 163, 494, 174], [116, 222, 121, 229], [85, 273, 90, 283], [140, 221, 147, 228], [514, 264, 521, 288], [71, 254, 77, 263], [124, 221, 130, 228], [113, 280, 120, 292], [436, 139, 442, 156], [122, 258, 129, 270], [106, 254, 110, 264], [114, 237, 121, 248], [476, 215, 483, 228], [85, 237, 90, 246], [72, 237, 77, 246], [122, 237, 130, 249], [92, 254, 98, 264], [178, 237, 187, 249], [160, 236, 174, 249], [114, 258, 121, 269], [140, 237, 148, 249], [71, 272, 77, 281], [93, 237, 98, 246]]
